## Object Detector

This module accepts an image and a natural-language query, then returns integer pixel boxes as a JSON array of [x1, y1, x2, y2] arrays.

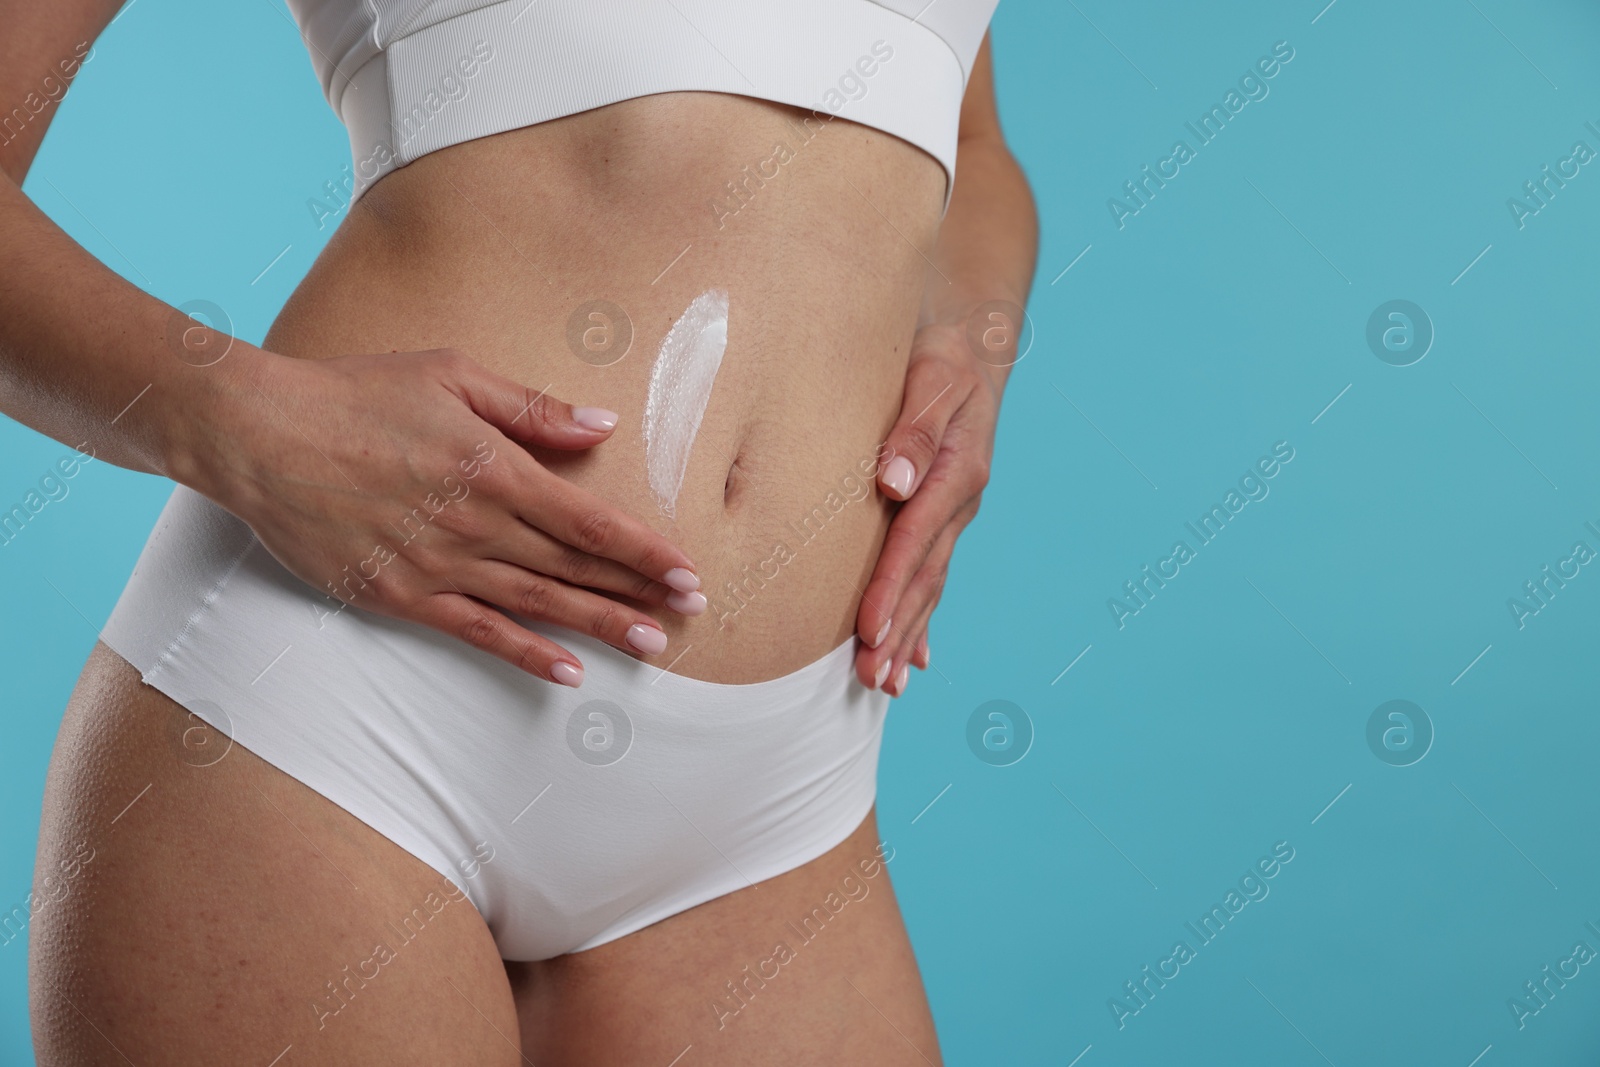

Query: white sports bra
[[286, 0, 999, 210]]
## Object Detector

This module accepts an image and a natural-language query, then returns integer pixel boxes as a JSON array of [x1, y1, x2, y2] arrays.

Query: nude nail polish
[[626, 623, 668, 655], [895, 663, 909, 694], [551, 661, 583, 687], [573, 406, 618, 431], [874, 659, 890, 688], [882, 456, 915, 498], [663, 567, 700, 593], [870, 617, 892, 649], [666, 589, 708, 615]]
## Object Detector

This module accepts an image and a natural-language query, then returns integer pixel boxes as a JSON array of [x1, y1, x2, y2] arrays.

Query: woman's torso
[[262, 91, 946, 682]]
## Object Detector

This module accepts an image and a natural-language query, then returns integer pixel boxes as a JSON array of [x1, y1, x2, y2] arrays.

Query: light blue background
[[5, 0, 1599, 1063]]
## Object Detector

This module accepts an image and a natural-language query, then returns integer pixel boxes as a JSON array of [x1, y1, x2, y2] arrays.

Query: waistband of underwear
[[102, 487, 867, 709], [516, 616, 864, 705]]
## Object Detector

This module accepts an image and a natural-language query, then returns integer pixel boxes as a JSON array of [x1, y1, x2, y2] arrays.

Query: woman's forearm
[[921, 130, 1040, 392], [0, 170, 275, 483]]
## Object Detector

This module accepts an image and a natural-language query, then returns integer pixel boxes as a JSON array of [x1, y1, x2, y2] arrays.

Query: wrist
[[156, 341, 295, 509]]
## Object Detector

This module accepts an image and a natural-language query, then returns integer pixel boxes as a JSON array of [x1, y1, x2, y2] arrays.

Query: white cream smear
[[643, 288, 729, 517]]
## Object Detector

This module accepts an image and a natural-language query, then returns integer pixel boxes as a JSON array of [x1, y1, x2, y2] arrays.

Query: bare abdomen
[[262, 92, 945, 682]]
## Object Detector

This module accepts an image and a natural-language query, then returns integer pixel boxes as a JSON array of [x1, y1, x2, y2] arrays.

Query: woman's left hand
[[855, 318, 1003, 695]]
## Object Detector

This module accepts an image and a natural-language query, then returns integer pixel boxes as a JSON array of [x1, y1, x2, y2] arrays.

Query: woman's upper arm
[[0, 0, 122, 183]]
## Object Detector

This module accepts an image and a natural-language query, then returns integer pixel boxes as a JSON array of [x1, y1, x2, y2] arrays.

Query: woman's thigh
[[506, 809, 941, 1066], [29, 642, 521, 1066]]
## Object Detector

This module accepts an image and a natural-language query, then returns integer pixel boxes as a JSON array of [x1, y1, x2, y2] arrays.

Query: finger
[[445, 355, 623, 450], [853, 641, 896, 691], [877, 359, 967, 502], [891, 578, 945, 691], [879, 529, 956, 695], [414, 590, 586, 685], [461, 559, 673, 659], [855, 477, 975, 652], [914, 632, 930, 669], [899, 558, 946, 672], [482, 516, 708, 615], [857, 526, 950, 690], [500, 459, 700, 593]]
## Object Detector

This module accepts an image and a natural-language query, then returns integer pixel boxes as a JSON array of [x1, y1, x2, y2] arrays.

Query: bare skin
[[255, 87, 946, 683], [7, 2, 1037, 1062]]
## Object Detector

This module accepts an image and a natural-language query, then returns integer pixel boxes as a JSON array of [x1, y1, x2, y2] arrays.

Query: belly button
[[723, 448, 750, 510]]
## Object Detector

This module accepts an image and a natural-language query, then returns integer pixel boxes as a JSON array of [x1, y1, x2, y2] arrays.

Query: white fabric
[[101, 485, 887, 960], [285, 0, 999, 210]]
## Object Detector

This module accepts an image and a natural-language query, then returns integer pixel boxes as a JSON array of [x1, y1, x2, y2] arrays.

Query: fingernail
[[663, 567, 700, 593], [666, 589, 707, 615], [882, 456, 915, 498], [551, 661, 584, 687], [873, 659, 890, 688], [573, 406, 619, 431], [895, 663, 909, 694], [918, 635, 930, 667], [869, 617, 892, 649], [626, 623, 668, 655]]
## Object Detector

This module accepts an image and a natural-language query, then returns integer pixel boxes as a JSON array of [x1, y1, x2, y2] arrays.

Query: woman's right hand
[[175, 344, 704, 686]]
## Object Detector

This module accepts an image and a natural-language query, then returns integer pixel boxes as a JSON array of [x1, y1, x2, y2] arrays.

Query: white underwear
[[99, 485, 887, 960]]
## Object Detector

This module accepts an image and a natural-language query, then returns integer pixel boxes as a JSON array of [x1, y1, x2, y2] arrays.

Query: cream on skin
[[643, 288, 729, 518]]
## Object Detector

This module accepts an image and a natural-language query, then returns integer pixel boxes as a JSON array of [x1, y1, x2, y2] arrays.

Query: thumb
[[878, 359, 958, 501], [452, 361, 619, 449]]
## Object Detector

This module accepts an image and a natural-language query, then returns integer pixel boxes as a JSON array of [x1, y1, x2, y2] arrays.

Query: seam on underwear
[[143, 533, 262, 684]]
